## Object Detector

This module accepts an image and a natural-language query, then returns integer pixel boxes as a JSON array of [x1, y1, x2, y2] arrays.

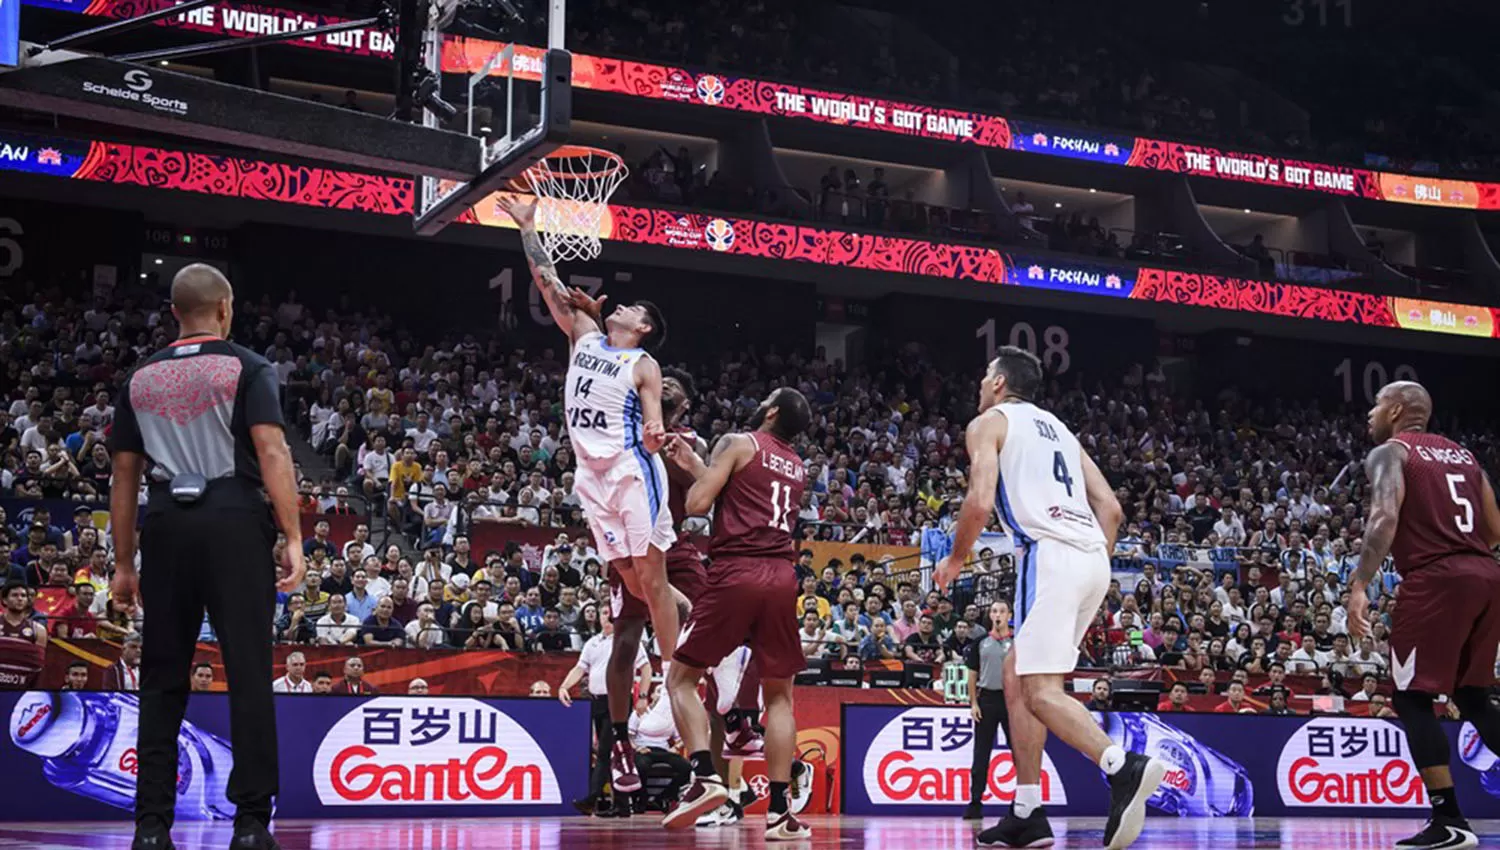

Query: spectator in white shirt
[[1213, 572, 1236, 606], [342, 523, 376, 565], [1348, 636, 1388, 676], [405, 603, 447, 649], [272, 652, 313, 693], [1325, 633, 1358, 678], [360, 434, 394, 498], [1349, 673, 1381, 702], [20, 418, 57, 455], [315, 593, 361, 645], [1111, 593, 1142, 629], [1269, 573, 1295, 609], [406, 412, 440, 456], [1222, 587, 1249, 626], [422, 483, 455, 546], [81, 391, 114, 432], [1287, 635, 1330, 675], [1212, 508, 1245, 547]]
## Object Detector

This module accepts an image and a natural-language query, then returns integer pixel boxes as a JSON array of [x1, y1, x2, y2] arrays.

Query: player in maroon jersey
[[599, 368, 708, 802], [659, 387, 814, 840], [1350, 381, 1500, 850], [1, 582, 45, 647]]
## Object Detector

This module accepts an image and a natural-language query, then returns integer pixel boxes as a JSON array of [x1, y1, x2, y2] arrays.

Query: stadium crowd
[[2, 279, 1497, 714]]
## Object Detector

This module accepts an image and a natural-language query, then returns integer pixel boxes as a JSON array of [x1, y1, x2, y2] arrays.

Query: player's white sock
[[1099, 745, 1126, 776], [1014, 784, 1041, 818]]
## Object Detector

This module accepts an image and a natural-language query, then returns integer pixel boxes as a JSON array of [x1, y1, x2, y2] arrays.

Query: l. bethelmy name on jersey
[[565, 332, 653, 464], [993, 400, 1106, 549]]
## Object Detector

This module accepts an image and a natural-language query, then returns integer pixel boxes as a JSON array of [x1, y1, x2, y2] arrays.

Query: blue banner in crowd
[[3, 691, 590, 820], [842, 704, 1500, 818]]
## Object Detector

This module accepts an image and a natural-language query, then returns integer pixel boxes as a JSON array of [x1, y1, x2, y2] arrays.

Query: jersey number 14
[[569, 377, 607, 429]]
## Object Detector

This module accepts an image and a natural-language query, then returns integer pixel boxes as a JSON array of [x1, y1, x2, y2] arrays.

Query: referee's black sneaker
[[1394, 815, 1479, 849], [131, 817, 174, 850], [229, 816, 281, 850], [975, 807, 1054, 848], [962, 801, 984, 821], [1103, 752, 1167, 850]]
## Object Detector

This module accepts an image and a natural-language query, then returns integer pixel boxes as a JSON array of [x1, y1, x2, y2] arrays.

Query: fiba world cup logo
[[704, 218, 735, 252], [696, 74, 726, 105]]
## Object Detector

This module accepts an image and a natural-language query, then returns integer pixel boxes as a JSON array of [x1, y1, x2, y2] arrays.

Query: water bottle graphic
[[1096, 712, 1255, 817], [9, 691, 236, 820], [1458, 722, 1500, 798]]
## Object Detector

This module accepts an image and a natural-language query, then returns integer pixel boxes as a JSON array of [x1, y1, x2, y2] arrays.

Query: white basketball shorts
[[1011, 536, 1110, 676], [573, 453, 676, 564]]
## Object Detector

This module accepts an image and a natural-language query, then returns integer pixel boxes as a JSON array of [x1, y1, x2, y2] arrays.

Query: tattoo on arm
[[1354, 443, 1406, 585], [709, 434, 737, 463], [519, 227, 571, 315]]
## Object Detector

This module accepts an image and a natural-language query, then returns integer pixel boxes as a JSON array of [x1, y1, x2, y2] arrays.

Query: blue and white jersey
[[991, 401, 1106, 552], [564, 331, 652, 466]]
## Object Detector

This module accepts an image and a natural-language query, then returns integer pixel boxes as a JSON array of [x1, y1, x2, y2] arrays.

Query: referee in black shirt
[[964, 599, 1013, 822], [110, 265, 305, 850]]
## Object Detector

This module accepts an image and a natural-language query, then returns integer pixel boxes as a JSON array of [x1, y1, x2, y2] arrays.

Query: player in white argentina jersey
[[936, 347, 1164, 850], [499, 195, 685, 680]]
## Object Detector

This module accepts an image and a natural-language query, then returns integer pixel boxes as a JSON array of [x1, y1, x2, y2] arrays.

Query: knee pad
[[1393, 690, 1450, 770]]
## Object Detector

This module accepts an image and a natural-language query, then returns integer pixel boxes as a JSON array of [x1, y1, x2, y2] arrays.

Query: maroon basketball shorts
[[608, 546, 707, 622], [1389, 555, 1500, 694], [674, 555, 803, 680]]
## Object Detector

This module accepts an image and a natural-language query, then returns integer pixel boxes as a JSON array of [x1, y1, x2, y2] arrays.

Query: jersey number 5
[[1053, 451, 1075, 497], [768, 480, 795, 533], [1446, 473, 1475, 533]]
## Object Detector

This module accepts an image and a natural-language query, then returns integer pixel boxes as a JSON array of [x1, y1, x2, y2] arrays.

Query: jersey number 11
[[768, 481, 795, 532]]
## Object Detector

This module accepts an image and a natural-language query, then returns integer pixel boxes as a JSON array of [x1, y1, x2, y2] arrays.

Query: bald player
[[112, 264, 304, 850], [1350, 381, 1500, 850]]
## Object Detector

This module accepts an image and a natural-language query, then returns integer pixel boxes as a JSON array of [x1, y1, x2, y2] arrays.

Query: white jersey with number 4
[[992, 400, 1105, 551], [564, 331, 651, 465]]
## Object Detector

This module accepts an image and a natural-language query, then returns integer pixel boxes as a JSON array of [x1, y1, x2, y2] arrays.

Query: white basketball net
[[523, 147, 628, 263]]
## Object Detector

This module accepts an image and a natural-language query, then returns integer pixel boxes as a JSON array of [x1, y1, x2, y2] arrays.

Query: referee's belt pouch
[[170, 472, 209, 504]]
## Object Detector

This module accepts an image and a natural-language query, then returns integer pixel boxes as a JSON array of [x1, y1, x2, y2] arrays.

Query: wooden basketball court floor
[[2, 815, 1494, 849]]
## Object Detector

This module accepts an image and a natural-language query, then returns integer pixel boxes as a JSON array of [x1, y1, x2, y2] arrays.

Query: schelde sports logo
[[312, 697, 561, 806], [861, 707, 1066, 805], [696, 74, 726, 105], [1276, 718, 1425, 808], [704, 218, 735, 252], [81, 69, 189, 117]]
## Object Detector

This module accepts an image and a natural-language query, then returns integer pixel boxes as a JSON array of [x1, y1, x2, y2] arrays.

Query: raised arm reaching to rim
[[497, 195, 601, 343]]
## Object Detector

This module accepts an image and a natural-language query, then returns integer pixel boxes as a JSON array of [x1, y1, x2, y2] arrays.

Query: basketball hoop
[[521, 145, 628, 263]]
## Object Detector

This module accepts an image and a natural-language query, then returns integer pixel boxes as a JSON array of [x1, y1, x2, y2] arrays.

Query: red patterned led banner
[[9, 132, 1497, 339], [24, 0, 1500, 208]]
